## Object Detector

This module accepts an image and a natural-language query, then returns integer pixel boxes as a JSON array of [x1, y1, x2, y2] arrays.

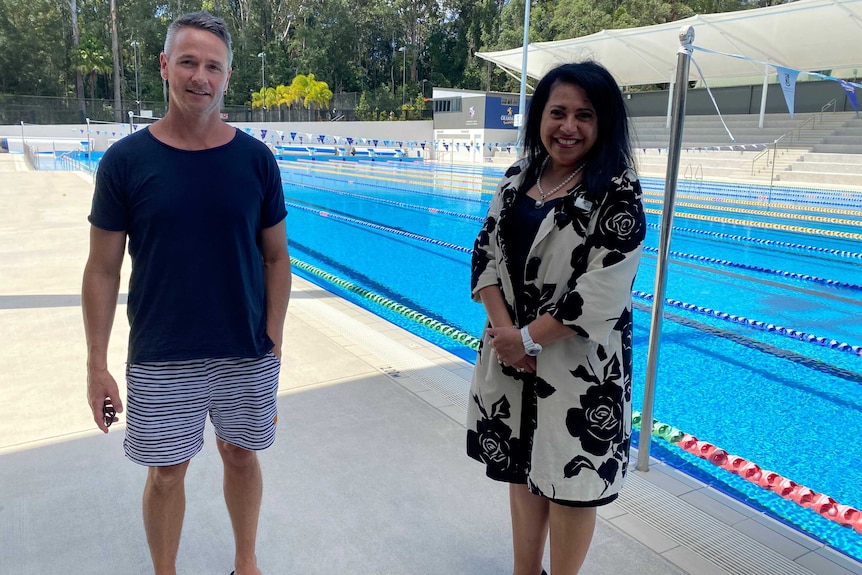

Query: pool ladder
[[682, 162, 703, 192]]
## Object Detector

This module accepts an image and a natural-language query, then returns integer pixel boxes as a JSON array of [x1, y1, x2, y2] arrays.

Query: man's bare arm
[[82, 226, 126, 432], [260, 219, 291, 359]]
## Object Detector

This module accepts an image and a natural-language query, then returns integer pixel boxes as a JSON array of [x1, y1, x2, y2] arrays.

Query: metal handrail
[[750, 113, 818, 175], [750, 98, 839, 177], [751, 146, 771, 175], [821, 98, 837, 117], [797, 115, 815, 135], [751, 132, 786, 175]]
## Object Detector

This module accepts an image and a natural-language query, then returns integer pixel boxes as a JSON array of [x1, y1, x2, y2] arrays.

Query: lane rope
[[632, 290, 862, 356], [291, 257, 480, 351], [642, 246, 862, 291], [633, 411, 862, 534], [288, 200, 862, 356]]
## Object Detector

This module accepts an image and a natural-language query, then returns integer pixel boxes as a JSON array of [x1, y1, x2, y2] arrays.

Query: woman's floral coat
[[467, 157, 646, 503]]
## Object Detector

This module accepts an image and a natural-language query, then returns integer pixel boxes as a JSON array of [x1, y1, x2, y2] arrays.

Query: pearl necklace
[[535, 157, 585, 208]]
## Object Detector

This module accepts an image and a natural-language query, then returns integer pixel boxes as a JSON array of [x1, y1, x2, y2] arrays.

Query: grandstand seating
[[631, 111, 862, 188]]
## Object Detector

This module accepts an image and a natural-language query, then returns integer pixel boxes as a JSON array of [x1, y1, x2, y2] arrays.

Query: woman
[[466, 61, 646, 575]]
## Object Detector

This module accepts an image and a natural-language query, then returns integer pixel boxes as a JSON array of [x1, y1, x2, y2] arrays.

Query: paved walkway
[[1, 153, 860, 575]]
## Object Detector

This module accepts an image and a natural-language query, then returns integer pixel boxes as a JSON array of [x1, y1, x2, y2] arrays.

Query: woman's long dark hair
[[522, 61, 634, 200]]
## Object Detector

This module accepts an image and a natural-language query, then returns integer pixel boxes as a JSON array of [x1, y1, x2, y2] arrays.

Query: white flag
[[775, 66, 800, 118]]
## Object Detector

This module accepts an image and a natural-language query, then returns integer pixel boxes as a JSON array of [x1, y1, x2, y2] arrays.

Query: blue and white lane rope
[[289, 201, 862, 356]]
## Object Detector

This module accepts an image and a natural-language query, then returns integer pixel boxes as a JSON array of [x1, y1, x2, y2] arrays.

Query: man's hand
[[87, 368, 124, 433]]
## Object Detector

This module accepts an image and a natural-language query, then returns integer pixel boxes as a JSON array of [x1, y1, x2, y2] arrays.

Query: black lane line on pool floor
[[641, 252, 862, 306], [633, 301, 862, 386]]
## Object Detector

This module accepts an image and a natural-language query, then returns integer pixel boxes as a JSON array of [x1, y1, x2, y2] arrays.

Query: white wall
[[0, 121, 434, 153]]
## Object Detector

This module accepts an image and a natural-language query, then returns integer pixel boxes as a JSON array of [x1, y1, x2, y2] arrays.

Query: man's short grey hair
[[164, 11, 233, 67]]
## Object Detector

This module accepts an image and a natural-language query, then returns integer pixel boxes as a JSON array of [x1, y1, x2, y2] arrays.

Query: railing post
[[637, 25, 694, 473], [770, 138, 779, 192]]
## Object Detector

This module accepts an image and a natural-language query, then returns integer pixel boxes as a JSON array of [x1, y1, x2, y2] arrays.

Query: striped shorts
[[124, 353, 281, 467]]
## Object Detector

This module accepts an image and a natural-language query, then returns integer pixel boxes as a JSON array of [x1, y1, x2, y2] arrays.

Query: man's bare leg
[[218, 438, 263, 575], [143, 461, 190, 575]]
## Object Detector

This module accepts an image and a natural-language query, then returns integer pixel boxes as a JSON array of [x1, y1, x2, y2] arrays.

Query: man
[[82, 12, 291, 575]]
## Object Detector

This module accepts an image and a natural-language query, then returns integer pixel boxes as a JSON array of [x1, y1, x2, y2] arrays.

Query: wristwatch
[[520, 326, 542, 357]]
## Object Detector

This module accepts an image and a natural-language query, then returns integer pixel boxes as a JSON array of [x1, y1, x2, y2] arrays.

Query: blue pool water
[[282, 159, 862, 561]]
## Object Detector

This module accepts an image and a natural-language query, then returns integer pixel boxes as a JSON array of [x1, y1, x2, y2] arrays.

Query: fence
[[0, 93, 432, 125]]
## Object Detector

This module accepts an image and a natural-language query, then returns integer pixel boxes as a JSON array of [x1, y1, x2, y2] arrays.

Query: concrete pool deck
[[1, 153, 861, 575]]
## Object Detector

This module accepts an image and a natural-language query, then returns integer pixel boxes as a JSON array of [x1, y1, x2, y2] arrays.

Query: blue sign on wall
[[484, 96, 530, 130]]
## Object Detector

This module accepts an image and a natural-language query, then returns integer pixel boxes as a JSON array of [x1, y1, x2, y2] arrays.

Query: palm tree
[[290, 74, 313, 120], [251, 89, 265, 115], [274, 84, 293, 121], [264, 86, 278, 116], [305, 79, 333, 121], [71, 36, 112, 111]]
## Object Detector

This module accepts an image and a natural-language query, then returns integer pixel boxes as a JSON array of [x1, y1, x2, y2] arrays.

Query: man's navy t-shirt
[[89, 127, 287, 364]]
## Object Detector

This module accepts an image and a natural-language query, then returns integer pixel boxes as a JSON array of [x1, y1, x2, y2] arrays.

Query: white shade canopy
[[476, 0, 862, 87]]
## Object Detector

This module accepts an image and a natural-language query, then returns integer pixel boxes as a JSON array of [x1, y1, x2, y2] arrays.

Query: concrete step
[[634, 146, 862, 188], [773, 170, 862, 185], [821, 135, 862, 145], [787, 162, 862, 175], [631, 111, 857, 150], [812, 143, 862, 153], [798, 152, 862, 164]]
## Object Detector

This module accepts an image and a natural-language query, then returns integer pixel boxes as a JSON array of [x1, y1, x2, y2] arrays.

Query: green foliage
[[0, 0, 761, 120], [355, 92, 372, 121]]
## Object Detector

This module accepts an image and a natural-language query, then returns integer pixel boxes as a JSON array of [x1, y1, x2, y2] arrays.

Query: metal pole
[[758, 63, 768, 129], [131, 40, 141, 114], [19, 120, 24, 153], [258, 52, 266, 121], [636, 25, 694, 473], [402, 45, 407, 106], [516, 0, 531, 154], [665, 77, 675, 130], [85, 117, 91, 171]]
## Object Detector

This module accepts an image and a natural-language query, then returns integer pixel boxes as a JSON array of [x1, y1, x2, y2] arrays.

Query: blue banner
[[839, 80, 859, 113], [484, 96, 527, 130]]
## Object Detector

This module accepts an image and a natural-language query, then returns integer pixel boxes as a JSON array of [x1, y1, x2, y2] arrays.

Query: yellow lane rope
[[642, 190, 862, 218], [279, 161, 497, 195], [279, 161, 862, 223], [643, 198, 861, 226], [644, 207, 862, 240]]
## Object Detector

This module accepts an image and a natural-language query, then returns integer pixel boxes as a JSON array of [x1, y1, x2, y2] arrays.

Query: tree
[[355, 92, 372, 121], [71, 36, 113, 107], [303, 75, 332, 120], [0, 0, 764, 123], [274, 83, 294, 120], [66, 0, 87, 120], [109, 0, 122, 121]]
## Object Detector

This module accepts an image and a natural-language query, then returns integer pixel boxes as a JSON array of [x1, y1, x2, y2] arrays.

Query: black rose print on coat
[[615, 308, 634, 403], [467, 394, 522, 481], [565, 355, 624, 457], [594, 188, 645, 254], [470, 216, 496, 292]]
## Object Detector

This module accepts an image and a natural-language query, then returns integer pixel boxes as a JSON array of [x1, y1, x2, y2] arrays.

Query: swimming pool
[[281, 159, 862, 561]]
